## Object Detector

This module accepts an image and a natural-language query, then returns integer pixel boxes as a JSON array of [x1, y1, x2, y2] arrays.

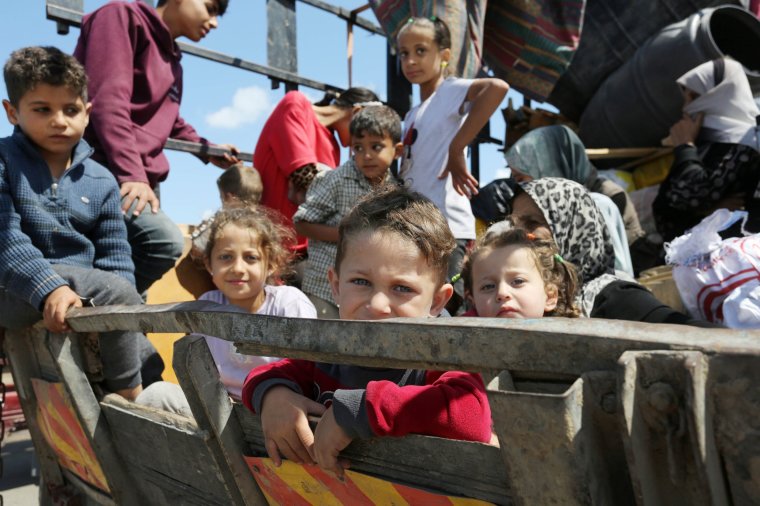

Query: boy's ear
[[3, 99, 19, 126], [430, 282, 454, 317], [544, 284, 559, 314], [393, 142, 404, 159], [327, 267, 340, 302]]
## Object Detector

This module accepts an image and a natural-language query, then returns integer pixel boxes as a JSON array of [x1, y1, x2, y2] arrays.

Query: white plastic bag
[[665, 209, 760, 328]]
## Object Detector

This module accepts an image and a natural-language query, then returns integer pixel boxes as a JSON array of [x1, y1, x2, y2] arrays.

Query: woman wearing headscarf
[[509, 178, 715, 326], [654, 58, 760, 242], [505, 125, 657, 274]]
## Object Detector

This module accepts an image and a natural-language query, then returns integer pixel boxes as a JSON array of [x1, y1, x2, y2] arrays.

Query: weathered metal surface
[[46, 333, 143, 504], [46, 0, 348, 94], [581, 372, 636, 505], [101, 395, 234, 505], [233, 404, 510, 504], [267, 0, 298, 92], [489, 377, 588, 504], [67, 302, 760, 377], [173, 334, 267, 505], [300, 0, 384, 35], [9, 304, 760, 505], [5, 329, 65, 489], [706, 354, 760, 504], [164, 139, 252, 163], [618, 351, 727, 505]]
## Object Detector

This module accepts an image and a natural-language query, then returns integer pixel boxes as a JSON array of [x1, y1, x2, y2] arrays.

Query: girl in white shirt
[[397, 17, 508, 311]]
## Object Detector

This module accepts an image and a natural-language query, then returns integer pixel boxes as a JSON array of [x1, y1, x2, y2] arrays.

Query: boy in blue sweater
[[0, 46, 162, 400]]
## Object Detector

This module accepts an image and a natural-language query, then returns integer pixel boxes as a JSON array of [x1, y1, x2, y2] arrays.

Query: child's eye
[[206, 2, 219, 15], [393, 285, 414, 293], [350, 278, 370, 287], [372, 144, 384, 152], [65, 106, 81, 116], [399, 50, 408, 59], [352, 145, 363, 153], [479, 282, 495, 292], [245, 254, 260, 262], [416, 48, 426, 56], [33, 107, 50, 113], [511, 278, 526, 287], [217, 253, 232, 261]]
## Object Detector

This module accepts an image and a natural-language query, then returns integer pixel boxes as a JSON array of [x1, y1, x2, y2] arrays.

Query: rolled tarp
[[578, 5, 760, 149]]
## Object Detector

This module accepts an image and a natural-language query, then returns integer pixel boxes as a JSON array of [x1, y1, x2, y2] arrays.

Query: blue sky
[[2, 1, 525, 224]]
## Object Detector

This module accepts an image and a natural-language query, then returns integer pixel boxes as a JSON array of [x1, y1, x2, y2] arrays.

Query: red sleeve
[[365, 371, 491, 443], [268, 93, 321, 178], [242, 358, 316, 413], [74, 5, 148, 185]]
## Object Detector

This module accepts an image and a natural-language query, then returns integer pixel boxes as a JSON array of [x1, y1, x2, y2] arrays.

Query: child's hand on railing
[[43, 285, 83, 333], [314, 406, 353, 480], [260, 386, 326, 466]]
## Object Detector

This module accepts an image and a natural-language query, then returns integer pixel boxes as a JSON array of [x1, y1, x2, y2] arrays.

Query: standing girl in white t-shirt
[[397, 16, 508, 311]]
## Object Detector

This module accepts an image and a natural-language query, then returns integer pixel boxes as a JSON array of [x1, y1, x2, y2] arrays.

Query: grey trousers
[[0, 264, 163, 391]]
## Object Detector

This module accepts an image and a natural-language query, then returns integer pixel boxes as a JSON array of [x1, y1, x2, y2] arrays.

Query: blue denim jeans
[[123, 197, 184, 294], [0, 264, 163, 391]]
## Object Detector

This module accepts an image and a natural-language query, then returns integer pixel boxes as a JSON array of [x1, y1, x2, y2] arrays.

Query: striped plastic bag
[[665, 209, 760, 329]]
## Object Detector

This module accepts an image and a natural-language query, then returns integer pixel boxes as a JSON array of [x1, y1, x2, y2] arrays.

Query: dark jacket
[[0, 129, 135, 309]]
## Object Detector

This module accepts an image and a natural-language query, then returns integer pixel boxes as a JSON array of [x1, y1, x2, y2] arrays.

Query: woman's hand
[[669, 113, 704, 146]]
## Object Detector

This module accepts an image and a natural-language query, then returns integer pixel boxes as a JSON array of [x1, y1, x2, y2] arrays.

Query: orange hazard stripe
[[31, 379, 110, 492], [245, 457, 495, 506], [302, 465, 374, 504], [245, 457, 313, 506]]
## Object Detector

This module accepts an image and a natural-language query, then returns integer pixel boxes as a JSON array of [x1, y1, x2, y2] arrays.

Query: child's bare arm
[[313, 406, 353, 478], [293, 221, 339, 243], [43, 285, 83, 333], [260, 386, 326, 466], [441, 78, 510, 197]]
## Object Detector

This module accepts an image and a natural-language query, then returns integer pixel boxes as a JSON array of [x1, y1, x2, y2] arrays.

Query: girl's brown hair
[[461, 225, 581, 317], [204, 207, 294, 283]]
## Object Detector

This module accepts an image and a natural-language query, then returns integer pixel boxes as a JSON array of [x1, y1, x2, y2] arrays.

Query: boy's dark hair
[[4, 46, 87, 106], [156, 0, 229, 16], [397, 17, 452, 50], [217, 163, 263, 205], [461, 225, 580, 317], [335, 185, 455, 285], [204, 206, 294, 282], [313, 87, 379, 109], [349, 105, 402, 144]]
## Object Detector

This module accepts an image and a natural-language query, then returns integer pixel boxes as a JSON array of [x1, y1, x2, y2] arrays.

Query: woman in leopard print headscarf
[[509, 178, 715, 326], [511, 178, 619, 316]]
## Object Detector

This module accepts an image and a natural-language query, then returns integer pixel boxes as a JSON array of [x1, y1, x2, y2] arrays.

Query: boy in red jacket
[[242, 186, 491, 478], [74, 0, 238, 293]]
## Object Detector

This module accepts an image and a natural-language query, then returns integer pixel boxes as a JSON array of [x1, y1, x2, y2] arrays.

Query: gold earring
[[441, 61, 449, 68]]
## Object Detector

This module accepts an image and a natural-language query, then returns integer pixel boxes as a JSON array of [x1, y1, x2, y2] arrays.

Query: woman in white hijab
[[653, 58, 760, 241]]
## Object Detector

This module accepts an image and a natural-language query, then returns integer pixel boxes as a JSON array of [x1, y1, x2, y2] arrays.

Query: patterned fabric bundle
[[483, 0, 585, 101], [369, 0, 586, 101]]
